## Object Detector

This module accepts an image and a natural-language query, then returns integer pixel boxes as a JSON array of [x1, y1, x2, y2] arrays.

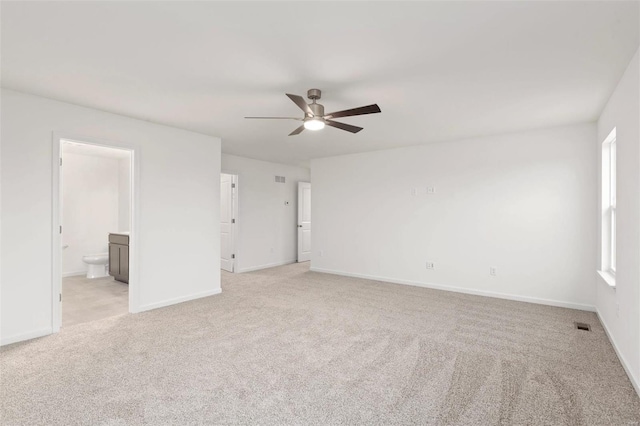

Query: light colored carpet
[[62, 275, 128, 327], [1, 262, 638, 425]]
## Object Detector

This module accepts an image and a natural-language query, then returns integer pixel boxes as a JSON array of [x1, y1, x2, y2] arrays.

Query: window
[[600, 128, 616, 285], [609, 136, 616, 272]]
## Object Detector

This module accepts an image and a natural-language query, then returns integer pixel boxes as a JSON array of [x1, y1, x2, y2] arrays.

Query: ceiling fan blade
[[325, 104, 381, 119], [286, 94, 314, 117], [288, 125, 305, 136], [325, 120, 363, 134], [245, 116, 302, 120]]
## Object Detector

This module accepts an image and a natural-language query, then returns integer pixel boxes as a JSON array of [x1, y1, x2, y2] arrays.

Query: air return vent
[[275, 176, 286, 183], [575, 322, 591, 331]]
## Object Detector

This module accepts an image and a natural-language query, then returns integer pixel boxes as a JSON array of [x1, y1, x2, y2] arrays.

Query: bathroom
[[61, 140, 131, 327]]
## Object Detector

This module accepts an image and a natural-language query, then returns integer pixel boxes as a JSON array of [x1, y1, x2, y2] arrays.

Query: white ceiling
[[62, 140, 131, 160], [2, 2, 638, 167]]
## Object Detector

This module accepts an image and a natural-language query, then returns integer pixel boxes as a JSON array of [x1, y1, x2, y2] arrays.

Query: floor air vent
[[575, 322, 591, 331]]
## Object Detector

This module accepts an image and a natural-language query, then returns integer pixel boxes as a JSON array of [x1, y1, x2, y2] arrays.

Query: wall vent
[[574, 322, 591, 331], [275, 176, 286, 183]]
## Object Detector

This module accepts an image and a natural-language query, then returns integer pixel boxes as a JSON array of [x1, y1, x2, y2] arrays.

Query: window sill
[[598, 270, 616, 288]]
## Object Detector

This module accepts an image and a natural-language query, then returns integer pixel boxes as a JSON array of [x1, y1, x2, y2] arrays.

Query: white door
[[297, 182, 311, 262], [220, 173, 236, 272]]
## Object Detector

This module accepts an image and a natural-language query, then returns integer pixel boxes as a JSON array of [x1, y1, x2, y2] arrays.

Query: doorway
[[297, 182, 311, 262], [52, 136, 137, 332], [220, 173, 238, 272]]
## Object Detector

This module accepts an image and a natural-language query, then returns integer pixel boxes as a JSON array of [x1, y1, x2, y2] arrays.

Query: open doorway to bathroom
[[58, 140, 132, 327]]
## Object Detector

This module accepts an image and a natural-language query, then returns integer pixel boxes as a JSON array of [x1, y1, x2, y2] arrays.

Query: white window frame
[[599, 128, 616, 287]]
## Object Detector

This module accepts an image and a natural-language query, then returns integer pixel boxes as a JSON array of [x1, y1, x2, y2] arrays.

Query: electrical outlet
[[411, 188, 418, 196], [426, 186, 436, 194], [319, 250, 324, 257], [426, 261, 435, 269], [490, 267, 497, 276]]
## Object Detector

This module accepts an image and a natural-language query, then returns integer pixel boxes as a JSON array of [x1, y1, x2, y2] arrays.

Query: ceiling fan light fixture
[[245, 89, 380, 135], [304, 118, 325, 131]]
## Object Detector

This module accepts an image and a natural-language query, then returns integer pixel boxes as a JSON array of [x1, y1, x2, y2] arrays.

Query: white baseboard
[[139, 288, 222, 312], [597, 311, 640, 397], [310, 267, 596, 312], [62, 270, 86, 278], [0, 327, 52, 347], [237, 259, 297, 273]]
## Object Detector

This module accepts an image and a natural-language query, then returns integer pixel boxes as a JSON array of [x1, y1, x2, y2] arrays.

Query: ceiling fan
[[245, 89, 381, 136]]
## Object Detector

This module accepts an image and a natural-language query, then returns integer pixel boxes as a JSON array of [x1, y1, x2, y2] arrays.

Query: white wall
[[596, 48, 640, 393], [62, 152, 120, 276], [221, 154, 310, 273], [118, 156, 131, 232], [311, 123, 597, 311], [1, 89, 221, 345]]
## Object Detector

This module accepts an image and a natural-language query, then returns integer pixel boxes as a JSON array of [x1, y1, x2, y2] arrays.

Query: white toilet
[[82, 253, 109, 279]]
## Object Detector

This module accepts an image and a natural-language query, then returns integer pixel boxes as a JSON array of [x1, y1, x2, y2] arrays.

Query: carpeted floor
[[1, 262, 639, 425]]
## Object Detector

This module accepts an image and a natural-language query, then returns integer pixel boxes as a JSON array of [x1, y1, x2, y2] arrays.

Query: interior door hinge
[[231, 183, 236, 188], [232, 218, 236, 224], [60, 158, 62, 166], [60, 225, 62, 234], [59, 293, 62, 302], [231, 254, 235, 259]]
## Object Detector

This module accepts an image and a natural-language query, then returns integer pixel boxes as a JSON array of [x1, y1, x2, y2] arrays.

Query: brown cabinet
[[109, 233, 129, 284]]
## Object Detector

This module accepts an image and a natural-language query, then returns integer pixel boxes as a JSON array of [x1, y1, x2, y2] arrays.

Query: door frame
[[220, 171, 239, 273], [52, 132, 140, 333], [297, 181, 311, 262]]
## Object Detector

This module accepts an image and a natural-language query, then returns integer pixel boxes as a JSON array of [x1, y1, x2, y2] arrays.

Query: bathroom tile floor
[[62, 275, 128, 327]]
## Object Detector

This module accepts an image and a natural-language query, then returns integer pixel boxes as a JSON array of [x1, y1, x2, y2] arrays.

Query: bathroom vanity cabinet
[[109, 233, 129, 284]]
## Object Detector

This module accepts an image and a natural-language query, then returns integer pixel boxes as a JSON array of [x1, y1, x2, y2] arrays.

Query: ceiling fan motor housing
[[309, 102, 324, 118]]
